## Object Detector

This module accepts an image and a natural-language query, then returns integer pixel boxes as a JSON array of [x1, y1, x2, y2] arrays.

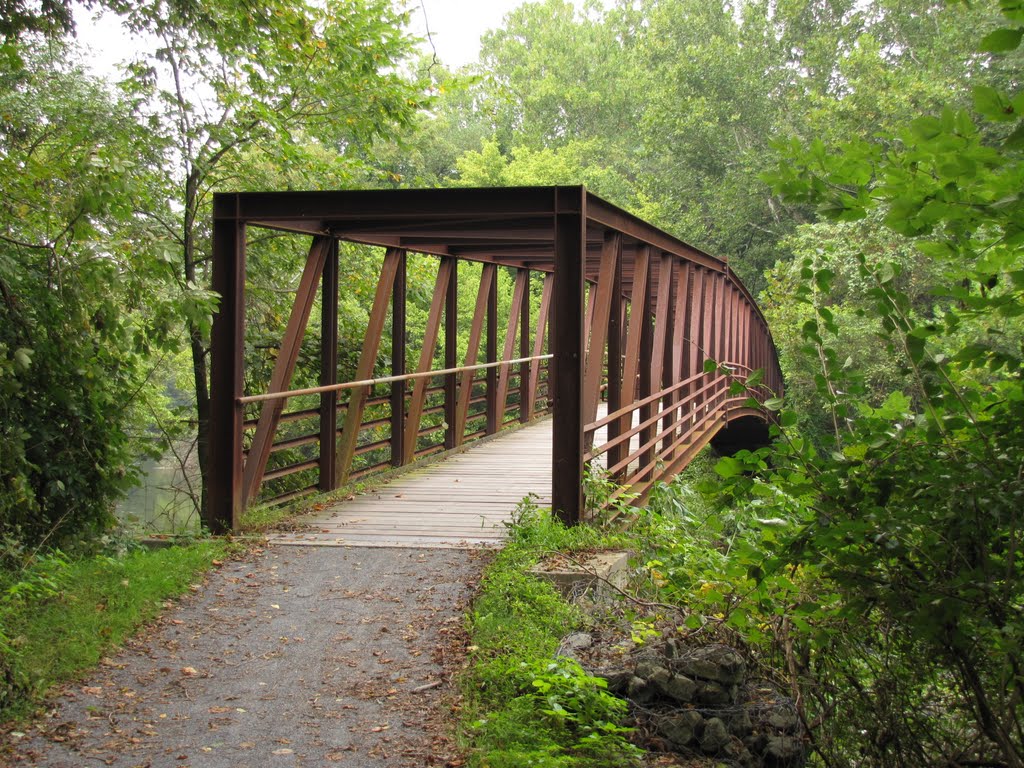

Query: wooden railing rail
[[237, 354, 553, 406]]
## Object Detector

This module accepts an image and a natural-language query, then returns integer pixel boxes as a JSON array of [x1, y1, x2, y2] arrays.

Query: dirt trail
[[3, 546, 485, 767]]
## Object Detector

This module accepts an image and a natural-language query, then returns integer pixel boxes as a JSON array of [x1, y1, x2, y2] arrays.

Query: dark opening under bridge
[[208, 186, 782, 541]]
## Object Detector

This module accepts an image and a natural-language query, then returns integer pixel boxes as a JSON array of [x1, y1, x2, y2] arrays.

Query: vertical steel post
[[319, 239, 339, 490], [551, 188, 585, 525], [528, 274, 553, 420], [638, 251, 656, 471], [606, 239, 624, 478], [209, 194, 246, 533], [390, 250, 407, 466], [485, 266, 498, 435], [444, 257, 458, 449], [519, 270, 531, 423]]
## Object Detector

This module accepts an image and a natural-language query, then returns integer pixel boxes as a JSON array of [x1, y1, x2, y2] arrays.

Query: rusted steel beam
[[486, 265, 498, 434], [337, 247, 403, 482], [551, 189, 585, 525], [637, 249, 656, 472], [700, 267, 716, 414], [495, 268, 528, 425], [403, 258, 454, 464], [606, 237, 624, 478], [686, 266, 705, 422], [721, 281, 733, 368], [620, 245, 650, 423], [669, 260, 691, 440], [455, 263, 496, 444], [649, 254, 673, 414], [584, 196, 725, 272], [583, 232, 621, 427], [444, 257, 458, 449], [242, 236, 331, 507], [657, 254, 676, 452], [714, 273, 726, 367], [527, 273, 553, 421], [390, 250, 407, 466], [208, 204, 246, 533], [319, 239, 339, 491], [519, 270, 531, 423]]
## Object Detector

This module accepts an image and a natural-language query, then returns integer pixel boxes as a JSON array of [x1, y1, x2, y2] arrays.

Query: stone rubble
[[561, 635, 809, 767]]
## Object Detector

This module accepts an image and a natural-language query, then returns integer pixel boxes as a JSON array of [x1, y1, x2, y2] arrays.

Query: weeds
[[461, 496, 641, 767], [0, 537, 236, 721]]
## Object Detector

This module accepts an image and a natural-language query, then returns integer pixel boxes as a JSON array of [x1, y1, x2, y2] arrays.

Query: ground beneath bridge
[[2, 546, 484, 767]]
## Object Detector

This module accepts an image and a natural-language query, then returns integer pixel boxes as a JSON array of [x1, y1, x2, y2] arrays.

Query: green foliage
[[0, 44, 190, 544], [462, 499, 640, 767], [0, 538, 234, 719], [711, 4, 1024, 760]]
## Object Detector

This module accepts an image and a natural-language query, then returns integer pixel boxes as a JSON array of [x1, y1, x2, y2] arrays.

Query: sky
[[74, 0, 533, 75], [407, 0, 529, 68]]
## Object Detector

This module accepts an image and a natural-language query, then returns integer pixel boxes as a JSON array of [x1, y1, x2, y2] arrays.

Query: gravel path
[[2, 545, 486, 767]]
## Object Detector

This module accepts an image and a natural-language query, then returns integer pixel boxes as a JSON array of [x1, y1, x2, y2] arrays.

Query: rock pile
[[562, 635, 807, 767]]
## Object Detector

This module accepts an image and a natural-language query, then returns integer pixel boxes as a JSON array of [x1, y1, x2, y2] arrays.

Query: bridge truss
[[209, 186, 782, 531]]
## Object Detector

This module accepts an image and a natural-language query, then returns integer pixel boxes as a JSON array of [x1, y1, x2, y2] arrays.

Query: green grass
[[0, 538, 237, 721], [459, 499, 642, 768]]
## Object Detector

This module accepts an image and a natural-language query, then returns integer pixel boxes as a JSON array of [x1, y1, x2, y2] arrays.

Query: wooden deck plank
[[265, 402, 644, 551], [267, 417, 554, 549]]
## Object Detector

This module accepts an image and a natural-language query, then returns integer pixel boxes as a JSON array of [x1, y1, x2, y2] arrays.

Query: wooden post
[[659, 256, 675, 454], [319, 239, 339, 491], [208, 195, 246, 533], [390, 250, 407, 466], [701, 267, 716, 414], [551, 188, 585, 525], [670, 261, 690, 438]]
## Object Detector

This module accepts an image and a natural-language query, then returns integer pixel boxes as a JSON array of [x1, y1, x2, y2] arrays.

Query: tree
[[711, 2, 1024, 760], [103, 0, 426, 529], [0, 42, 185, 543]]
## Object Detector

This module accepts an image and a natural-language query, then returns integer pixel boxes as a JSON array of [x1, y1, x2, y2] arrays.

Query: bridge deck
[[268, 419, 555, 549], [266, 406, 637, 549]]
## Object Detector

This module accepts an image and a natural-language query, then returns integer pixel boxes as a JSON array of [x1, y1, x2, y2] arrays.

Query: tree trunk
[[182, 169, 216, 531]]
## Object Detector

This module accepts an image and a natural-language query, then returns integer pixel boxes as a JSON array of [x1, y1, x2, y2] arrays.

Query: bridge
[[207, 186, 782, 538]]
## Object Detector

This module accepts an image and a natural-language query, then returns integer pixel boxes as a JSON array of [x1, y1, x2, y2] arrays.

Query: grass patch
[[0, 537, 238, 721], [459, 497, 643, 768]]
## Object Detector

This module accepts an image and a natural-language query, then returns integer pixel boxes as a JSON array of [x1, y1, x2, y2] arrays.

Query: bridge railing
[[235, 353, 552, 508], [585, 363, 771, 513]]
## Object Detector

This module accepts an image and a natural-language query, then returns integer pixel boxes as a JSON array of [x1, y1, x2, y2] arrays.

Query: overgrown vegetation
[[461, 497, 641, 767], [0, 537, 235, 720]]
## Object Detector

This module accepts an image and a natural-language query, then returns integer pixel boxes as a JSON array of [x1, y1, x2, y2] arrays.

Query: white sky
[[74, 0, 533, 76], [407, 0, 530, 68]]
